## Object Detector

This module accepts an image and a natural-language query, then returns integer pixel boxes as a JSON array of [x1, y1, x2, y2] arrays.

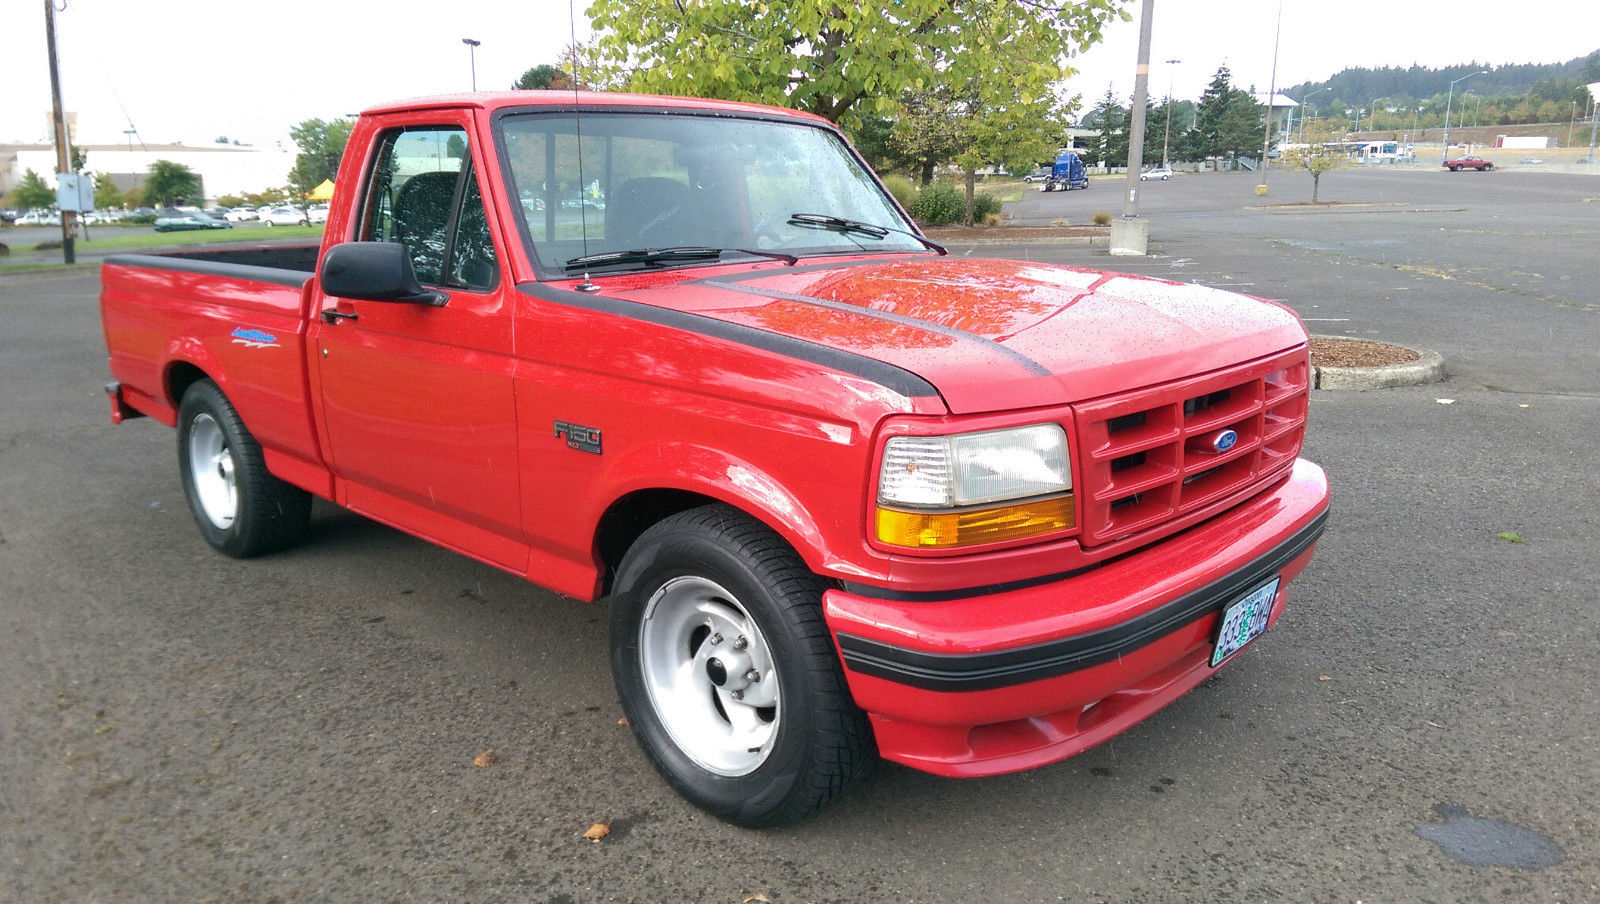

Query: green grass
[[65, 224, 324, 251], [0, 261, 103, 273], [978, 180, 1027, 205]]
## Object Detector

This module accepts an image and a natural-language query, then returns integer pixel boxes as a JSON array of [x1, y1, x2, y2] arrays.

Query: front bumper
[[822, 458, 1329, 777]]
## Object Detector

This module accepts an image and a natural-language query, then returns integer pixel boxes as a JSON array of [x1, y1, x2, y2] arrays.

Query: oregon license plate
[[1210, 577, 1281, 667]]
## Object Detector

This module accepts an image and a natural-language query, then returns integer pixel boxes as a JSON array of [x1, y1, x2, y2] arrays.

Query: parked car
[[1518, 157, 1545, 165], [224, 207, 258, 223], [1020, 166, 1052, 184], [259, 206, 308, 227], [153, 211, 232, 232], [1139, 166, 1174, 181], [0, 208, 20, 224], [307, 205, 330, 225], [13, 209, 62, 226], [204, 207, 233, 221]]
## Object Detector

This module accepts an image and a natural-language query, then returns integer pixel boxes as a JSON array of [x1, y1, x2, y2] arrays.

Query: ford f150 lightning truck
[[100, 91, 1329, 826]]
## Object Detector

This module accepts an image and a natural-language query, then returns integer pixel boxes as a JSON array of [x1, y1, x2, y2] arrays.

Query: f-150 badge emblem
[[554, 420, 602, 454], [1212, 429, 1238, 452]]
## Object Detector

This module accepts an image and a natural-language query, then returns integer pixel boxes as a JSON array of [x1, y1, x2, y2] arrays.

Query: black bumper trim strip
[[836, 508, 1327, 692]]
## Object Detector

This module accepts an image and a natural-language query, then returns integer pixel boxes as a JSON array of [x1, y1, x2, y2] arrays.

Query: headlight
[[876, 424, 1074, 549]]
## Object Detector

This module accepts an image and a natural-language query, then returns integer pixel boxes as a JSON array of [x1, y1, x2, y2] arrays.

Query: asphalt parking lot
[[2, 166, 1597, 903]]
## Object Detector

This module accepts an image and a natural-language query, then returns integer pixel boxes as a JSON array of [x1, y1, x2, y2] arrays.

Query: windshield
[[497, 111, 926, 273]]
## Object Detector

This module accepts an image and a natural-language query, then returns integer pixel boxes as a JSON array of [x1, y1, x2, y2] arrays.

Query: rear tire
[[177, 379, 311, 558], [609, 504, 874, 827]]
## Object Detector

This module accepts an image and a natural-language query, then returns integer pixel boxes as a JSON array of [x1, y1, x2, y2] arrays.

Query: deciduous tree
[[93, 172, 125, 209], [586, 0, 1124, 127], [1285, 122, 1352, 203], [143, 160, 203, 207], [8, 168, 55, 209], [288, 118, 354, 200], [513, 64, 572, 90]]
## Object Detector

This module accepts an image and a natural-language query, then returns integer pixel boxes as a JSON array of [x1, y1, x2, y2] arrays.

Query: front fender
[[594, 440, 842, 578]]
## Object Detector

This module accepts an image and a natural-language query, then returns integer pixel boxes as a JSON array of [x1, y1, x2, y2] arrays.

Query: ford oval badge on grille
[[1212, 429, 1239, 452]]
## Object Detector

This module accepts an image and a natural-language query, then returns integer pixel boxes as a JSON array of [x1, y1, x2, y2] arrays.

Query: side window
[[361, 126, 497, 291]]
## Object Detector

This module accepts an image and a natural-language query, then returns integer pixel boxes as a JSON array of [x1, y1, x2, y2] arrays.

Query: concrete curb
[[1312, 336, 1446, 390]]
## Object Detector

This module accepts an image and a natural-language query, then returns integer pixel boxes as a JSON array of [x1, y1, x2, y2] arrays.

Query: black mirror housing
[[320, 242, 447, 306]]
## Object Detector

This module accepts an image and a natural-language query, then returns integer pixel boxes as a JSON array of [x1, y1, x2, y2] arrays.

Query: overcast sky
[[4, 0, 1596, 149]]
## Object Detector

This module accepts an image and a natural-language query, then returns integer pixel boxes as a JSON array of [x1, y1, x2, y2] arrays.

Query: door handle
[[321, 309, 359, 324]]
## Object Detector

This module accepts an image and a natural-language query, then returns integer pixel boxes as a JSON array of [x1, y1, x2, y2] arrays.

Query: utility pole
[[1111, 0, 1154, 256], [44, 0, 75, 264]]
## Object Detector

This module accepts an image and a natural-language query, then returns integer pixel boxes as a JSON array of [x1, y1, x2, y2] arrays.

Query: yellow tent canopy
[[308, 179, 335, 202]]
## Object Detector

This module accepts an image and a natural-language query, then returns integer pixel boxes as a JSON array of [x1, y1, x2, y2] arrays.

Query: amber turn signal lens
[[875, 496, 1075, 549]]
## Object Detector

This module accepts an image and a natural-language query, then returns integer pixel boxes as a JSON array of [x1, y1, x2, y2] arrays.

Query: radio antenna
[[569, 0, 597, 292]]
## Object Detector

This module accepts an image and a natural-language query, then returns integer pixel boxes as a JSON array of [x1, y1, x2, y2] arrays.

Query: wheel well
[[593, 489, 724, 596], [166, 361, 210, 407]]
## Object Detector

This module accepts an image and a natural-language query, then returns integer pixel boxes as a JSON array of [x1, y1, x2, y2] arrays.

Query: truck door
[[313, 118, 524, 571]]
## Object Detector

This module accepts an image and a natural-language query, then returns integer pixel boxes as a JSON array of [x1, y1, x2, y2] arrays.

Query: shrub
[[910, 181, 965, 226], [971, 192, 1002, 221], [122, 213, 157, 225], [1092, 211, 1112, 226], [880, 174, 918, 211]]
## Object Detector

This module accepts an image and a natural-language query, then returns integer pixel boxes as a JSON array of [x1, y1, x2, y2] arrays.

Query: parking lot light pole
[[1587, 83, 1600, 163], [1110, 0, 1154, 256], [462, 38, 480, 91], [1296, 87, 1329, 143], [1162, 59, 1180, 168], [1442, 71, 1487, 164]]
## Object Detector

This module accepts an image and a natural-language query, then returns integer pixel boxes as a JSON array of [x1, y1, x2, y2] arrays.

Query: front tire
[[610, 505, 874, 827], [177, 380, 311, 557]]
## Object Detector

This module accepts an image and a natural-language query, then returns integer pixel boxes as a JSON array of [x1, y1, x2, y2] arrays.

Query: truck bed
[[100, 243, 330, 495]]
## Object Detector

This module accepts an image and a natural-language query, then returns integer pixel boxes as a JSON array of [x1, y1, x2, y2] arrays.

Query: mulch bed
[[1309, 337, 1419, 368]]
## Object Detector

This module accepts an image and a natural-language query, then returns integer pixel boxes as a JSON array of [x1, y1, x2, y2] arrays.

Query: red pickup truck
[[100, 91, 1328, 825]]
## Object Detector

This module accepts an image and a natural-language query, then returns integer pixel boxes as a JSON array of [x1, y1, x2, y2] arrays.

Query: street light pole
[[1297, 87, 1329, 143], [1257, 0, 1282, 191], [1588, 82, 1600, 163], [462, 38, 480, 91], [1443, 70, 1487, 164], [1121, 0, 1154, 219], [1162, 58, 1180, 168]]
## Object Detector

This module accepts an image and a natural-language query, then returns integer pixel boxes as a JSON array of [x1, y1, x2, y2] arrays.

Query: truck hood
[[613, 256, 1309, 414]]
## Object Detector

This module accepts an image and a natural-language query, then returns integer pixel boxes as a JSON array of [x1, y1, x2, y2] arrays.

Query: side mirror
[[320, 242, 447, 306]]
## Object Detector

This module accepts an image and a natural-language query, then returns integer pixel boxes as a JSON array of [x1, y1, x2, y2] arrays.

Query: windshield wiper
[[787, 213, 947, 255], [564, 246, 799, 272]]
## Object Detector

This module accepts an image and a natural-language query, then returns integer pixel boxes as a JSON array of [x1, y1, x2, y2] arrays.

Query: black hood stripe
[[515, 281, 941, 401]]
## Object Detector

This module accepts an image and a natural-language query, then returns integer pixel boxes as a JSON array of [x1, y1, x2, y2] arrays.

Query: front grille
[[1073, 349, 1309, 546]]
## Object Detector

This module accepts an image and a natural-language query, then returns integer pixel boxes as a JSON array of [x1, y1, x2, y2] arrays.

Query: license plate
[[1210, 577, 1281, 667]]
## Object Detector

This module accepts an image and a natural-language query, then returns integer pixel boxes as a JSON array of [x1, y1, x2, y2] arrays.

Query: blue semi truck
[[1040, 151, 1089, 192]]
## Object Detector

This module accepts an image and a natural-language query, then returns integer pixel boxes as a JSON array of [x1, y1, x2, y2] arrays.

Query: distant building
[[0, 142, 296, 204]]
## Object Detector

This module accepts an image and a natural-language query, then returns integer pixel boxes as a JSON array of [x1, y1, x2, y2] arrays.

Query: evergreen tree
[[1194, 65, 1262, 164]]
